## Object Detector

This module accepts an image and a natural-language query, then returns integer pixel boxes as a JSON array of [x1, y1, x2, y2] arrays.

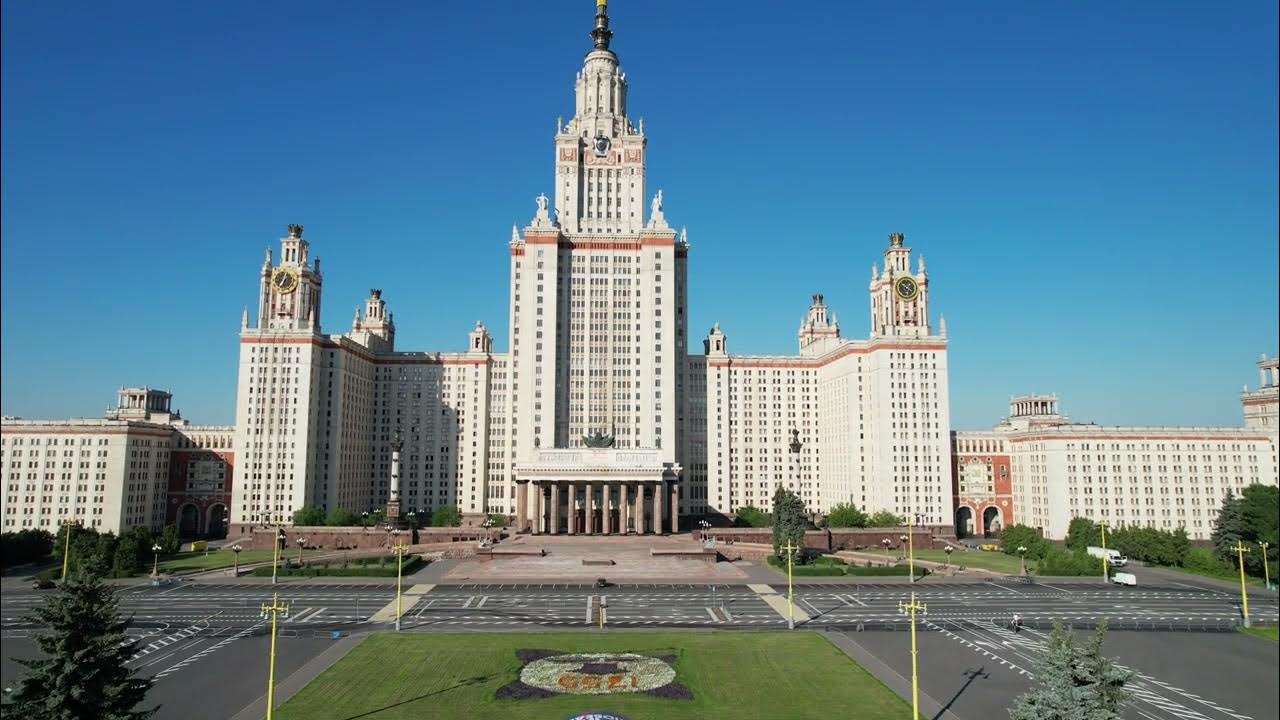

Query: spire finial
[[591, 0, 613, 50]]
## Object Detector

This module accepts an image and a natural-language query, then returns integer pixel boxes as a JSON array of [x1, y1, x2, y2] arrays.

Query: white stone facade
[[990, 392, 1279, 541], [228, 4, 949, 529], [1, 388, 183, 534]]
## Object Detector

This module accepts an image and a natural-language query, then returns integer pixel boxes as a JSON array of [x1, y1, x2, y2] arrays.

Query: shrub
[[867, 510, 906, 528], [1182, 547, 1235, 578], [733, 506, 772, 528], [326, 508, 360, 526], [251, 555, 423, 577], [847, 565, 928, 577], [1037, 548, 1096, 577], [825, 503, 869, 528]]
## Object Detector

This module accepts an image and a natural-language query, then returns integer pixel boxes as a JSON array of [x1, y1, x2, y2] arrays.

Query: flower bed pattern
[[496, 650, 692, 700]]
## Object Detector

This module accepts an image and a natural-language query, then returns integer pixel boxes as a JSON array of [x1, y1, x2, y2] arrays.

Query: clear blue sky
[[2, 1, 1277, 430]]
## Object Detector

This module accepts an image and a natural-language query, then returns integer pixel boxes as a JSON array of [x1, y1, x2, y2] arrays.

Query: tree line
[[2, 524, 182, 578], [995, 483, 1278, 579]]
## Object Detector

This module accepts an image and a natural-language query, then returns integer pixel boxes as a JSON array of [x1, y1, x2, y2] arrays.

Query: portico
[[515, 448, 681, 535]]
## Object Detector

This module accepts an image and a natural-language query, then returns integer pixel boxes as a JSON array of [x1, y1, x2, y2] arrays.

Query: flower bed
[[497, 650, 691, 700]]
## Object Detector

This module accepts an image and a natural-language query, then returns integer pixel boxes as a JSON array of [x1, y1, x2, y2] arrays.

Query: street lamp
[[231, 543, 243, 576], [881, 538, 891, 557], [944, 545, 954, 569], [271, 528, 285, 585], [899, 592, 928, 720], [1018, 545, 1028, 575], [392, 530, 408, 632], [406, 510, 418, 531], [1233, 541, 1251, 628], [260, 593, 290, 720], [1259, 541, 1272, 590], [59, 519, 79, 581], [361, 511, 370, 530], [151, 543, 162, 578], [296, 537, 306, 567]]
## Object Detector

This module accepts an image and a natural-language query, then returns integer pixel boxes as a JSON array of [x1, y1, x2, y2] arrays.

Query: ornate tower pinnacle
[[591, 0, 613, 51]]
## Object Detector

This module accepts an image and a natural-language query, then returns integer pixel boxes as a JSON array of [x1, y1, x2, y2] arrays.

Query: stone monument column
[[385, 431, 403, 523]]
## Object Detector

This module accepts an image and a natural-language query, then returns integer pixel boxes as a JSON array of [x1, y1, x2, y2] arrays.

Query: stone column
[[586, 482, 594, 535], [567, 483, 576, 535], [653, 481, 663, 535], [621, 484, 630, 534], [670, 481, 679, 534], [516, 480, 528, 533], [604, 481, 614, 532], [551, 483, 560, 535], [533, 483, 544, 534]]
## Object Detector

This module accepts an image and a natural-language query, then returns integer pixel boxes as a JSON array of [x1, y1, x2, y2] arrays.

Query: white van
[[1087, 546, 1128, 567], [1111, 572, 1137, 587]]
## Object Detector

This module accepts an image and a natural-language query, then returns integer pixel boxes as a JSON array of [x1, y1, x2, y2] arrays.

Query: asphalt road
[[2, 580, 1276, 720], [849, 621, 1280, 720]]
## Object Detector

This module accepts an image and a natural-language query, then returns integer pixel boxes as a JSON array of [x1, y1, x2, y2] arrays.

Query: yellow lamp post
[[1098, 520, 1110, 584], [898, 592, 928, 720], [393, 532, 408, 632], [271, 527, 284, 585], [1259, 541, 1271, 590], [60, 518, 79, 581], [1233, 541, 1250, 628], [782, 539, 799, 630], [260, 592, 290, 720]]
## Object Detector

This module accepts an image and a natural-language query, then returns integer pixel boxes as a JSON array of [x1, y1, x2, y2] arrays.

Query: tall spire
[[591, 0, 613, 51]]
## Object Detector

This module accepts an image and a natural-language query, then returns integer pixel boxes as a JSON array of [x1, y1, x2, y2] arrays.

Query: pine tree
[[1210, 489, 1247, 565], [1009, 623, 1132, 720], [771, 485, 807, 564], [4, 561, 156, 719]]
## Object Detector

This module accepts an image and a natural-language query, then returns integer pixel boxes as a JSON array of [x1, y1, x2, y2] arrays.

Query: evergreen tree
[[1009, 623, 1132, 720], [4, 562, 156, 719], [1211, 489, 1246, 564], [771, 486, 807, 564]]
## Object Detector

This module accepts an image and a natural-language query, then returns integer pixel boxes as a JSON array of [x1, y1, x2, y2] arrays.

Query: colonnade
[[514, 479, 679, 535]]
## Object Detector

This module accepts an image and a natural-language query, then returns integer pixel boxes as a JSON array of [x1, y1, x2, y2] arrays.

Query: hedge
[[766, 555, 927, 578], [251, 555, 424, 578]]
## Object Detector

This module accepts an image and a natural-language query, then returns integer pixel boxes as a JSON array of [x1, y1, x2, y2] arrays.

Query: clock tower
[[253, 223, 323, 333], [869, 232, 931, 338]]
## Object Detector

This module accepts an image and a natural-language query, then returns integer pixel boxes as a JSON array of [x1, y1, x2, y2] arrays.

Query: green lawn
[[1239, 626, 1279, 642], [155, 549, 277, 574], [277, 632, 912, 720], [912, 549, 1034, 575]]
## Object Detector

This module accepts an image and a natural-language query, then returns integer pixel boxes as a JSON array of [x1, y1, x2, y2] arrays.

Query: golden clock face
[[894, 275, 920, 301], [270, 267, 299, 294]]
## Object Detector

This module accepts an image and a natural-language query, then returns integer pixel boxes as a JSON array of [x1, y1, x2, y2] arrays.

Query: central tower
[[508, 0, 689, 463], [555, 0, 647, 234]]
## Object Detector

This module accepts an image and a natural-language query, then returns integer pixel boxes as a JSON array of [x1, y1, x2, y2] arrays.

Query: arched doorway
[[982, 506, 1003, 537], [206, 504, 227, 539], [178, 504, 201, 538], [955, 506, 975, 538]]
